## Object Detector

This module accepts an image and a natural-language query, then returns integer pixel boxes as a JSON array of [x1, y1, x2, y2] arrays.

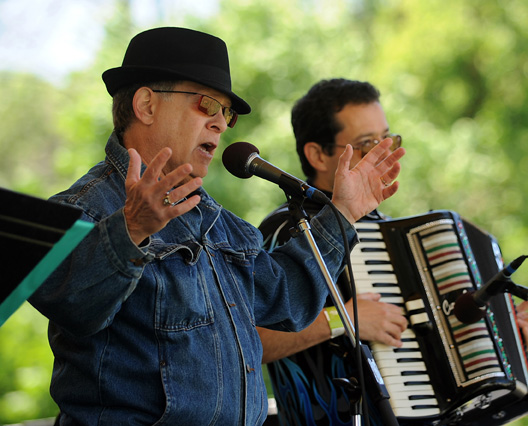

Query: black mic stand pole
[[480, 255, 528, 301], [285, 195, 399, 426], [504, 281, 528, 301]]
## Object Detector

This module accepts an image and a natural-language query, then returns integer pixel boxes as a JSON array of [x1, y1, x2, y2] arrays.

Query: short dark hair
[[111, 81, 180, 137], [292, 79, 380, 179]]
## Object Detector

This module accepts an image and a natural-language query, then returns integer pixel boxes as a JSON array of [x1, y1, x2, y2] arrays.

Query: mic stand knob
[[334, 377, 363, 426]]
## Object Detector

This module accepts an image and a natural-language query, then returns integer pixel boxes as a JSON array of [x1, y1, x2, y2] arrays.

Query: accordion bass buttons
[[406, 297, 433, 334]]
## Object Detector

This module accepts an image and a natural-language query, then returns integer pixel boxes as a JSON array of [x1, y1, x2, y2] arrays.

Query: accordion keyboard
[[349, 212, 528, 425], [351, 221, 441, 418]]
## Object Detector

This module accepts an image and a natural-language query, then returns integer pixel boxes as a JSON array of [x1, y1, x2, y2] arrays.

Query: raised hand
[[124, 147, 203, 245], [332, 138, 405, 224]]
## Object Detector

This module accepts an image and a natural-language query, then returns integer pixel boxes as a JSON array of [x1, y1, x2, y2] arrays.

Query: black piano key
[[402, 370, 429, 376], [411, 404, 440, 410], [404, 380, 432, 386], [394, 348, 422, 353], [365, 260, 393, 265], [397, 358, 424, 363], [409, 395, 437, 400]]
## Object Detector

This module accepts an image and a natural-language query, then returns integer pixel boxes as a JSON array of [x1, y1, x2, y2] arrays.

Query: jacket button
[[246, 364, 255, 373]]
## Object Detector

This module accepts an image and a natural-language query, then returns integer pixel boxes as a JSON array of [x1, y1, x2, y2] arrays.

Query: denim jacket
[[29, 133, 357, 425]]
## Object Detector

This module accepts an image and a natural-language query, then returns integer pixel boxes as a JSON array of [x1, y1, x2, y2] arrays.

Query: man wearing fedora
[[29, 27, 404, 424]]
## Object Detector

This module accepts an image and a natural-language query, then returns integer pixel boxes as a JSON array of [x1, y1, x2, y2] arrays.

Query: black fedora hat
[[102, 27, 251, 114]]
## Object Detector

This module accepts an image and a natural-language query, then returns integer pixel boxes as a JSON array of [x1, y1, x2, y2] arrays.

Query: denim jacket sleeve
[[29, 207, 154, 337], [253, 204, 358, 331]]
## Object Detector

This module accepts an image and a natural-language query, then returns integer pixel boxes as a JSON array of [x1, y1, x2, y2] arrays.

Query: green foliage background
[[1, 0, 527, 423]]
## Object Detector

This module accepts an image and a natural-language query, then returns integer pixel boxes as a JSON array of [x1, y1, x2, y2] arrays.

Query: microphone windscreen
[[222, 142, 259, 179], [453, 291, 486, 324]]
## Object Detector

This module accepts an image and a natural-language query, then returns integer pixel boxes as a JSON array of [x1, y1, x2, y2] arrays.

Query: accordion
[[351, 210, 528, 425]]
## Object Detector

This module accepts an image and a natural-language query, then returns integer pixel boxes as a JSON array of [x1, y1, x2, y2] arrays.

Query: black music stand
[[0, 187, 93, 327]]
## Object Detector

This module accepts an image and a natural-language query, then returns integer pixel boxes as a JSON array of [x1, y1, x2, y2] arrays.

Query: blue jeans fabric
[[29, 133, 357, 425]]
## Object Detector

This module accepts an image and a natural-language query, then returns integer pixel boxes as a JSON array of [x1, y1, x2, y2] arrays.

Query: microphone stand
[[508, 282, 528, 301], [482, 273, 528, 303], [490, 279, 528, 301], [284, 194, 399, 426]]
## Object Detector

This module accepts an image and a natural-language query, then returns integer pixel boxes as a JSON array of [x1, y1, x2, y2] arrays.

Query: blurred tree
[[0, 72, 67, 196], [0, 0, 142, 422], [0, 304, 57, 423]]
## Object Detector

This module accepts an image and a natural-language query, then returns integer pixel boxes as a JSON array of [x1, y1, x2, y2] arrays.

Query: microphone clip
[[284, 192, 311, 240]]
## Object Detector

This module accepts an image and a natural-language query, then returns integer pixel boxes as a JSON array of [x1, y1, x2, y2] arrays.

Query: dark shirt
[[259, 191, 387, 426]]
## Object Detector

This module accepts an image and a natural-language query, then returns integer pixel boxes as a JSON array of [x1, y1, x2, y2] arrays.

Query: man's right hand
[[124, 148, 203, 245]]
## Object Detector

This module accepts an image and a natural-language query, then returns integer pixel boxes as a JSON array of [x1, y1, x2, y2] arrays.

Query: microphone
[[453, 255, 527, 324], [222, 142, 331, 204]]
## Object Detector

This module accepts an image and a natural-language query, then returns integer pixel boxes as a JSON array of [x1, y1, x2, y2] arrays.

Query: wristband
[[324, 306, 345, 338]]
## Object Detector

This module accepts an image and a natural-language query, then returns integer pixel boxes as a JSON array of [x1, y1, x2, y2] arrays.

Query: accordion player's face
[[319, 101, 393, 192]]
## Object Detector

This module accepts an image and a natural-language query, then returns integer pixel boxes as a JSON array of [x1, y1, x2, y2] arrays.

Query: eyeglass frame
[[332, 133, 402, 156], [151, 90, 238, 128]]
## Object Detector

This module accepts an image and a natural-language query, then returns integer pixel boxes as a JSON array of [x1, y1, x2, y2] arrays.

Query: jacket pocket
[[153, 247, 214, 332]]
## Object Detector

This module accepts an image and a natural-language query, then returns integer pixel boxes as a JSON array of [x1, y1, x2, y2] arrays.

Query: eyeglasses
[[152, 90, 238, 128], [333, 134, 402, 156]]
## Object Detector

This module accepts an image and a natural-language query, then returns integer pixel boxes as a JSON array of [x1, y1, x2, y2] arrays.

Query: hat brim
[[102, 66, 251, 115]]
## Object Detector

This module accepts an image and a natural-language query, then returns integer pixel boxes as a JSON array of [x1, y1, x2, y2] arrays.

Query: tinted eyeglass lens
[[225, 110, 238, 128], [362, 134, 402, 155], [390, 134, 402, 150], [198, 97, 219, 117], [198, 96, 238, 128]]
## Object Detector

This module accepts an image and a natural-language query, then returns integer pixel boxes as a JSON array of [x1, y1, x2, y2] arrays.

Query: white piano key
[[400, 328, 418, 339], [353, 281, 401, 290], [351, 253, 391, 262], [355, 241, 387, 251], [358, 231, 384, 240], [379, 296, 405, 305], [354, 222, 381, 230], [352, 271, 399, 282], [373, 351, 423, 362], [383, 374, 432, 386], [351, 264, 395, 273], [380, 366, 429, 377], [392, 406, 440, 418], [385, 384, 436, 399], [370, 340, 420, 352], [377, 358, 427, 369]]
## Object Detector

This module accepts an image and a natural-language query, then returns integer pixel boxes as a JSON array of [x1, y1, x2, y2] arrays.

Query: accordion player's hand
[[349, 293, 409, 348], [517, 301, 528, 344]]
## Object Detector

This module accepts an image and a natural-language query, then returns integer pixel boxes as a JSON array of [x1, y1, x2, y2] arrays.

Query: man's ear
[[304, 142, 330, 173], [132, 87, 156, 125]]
